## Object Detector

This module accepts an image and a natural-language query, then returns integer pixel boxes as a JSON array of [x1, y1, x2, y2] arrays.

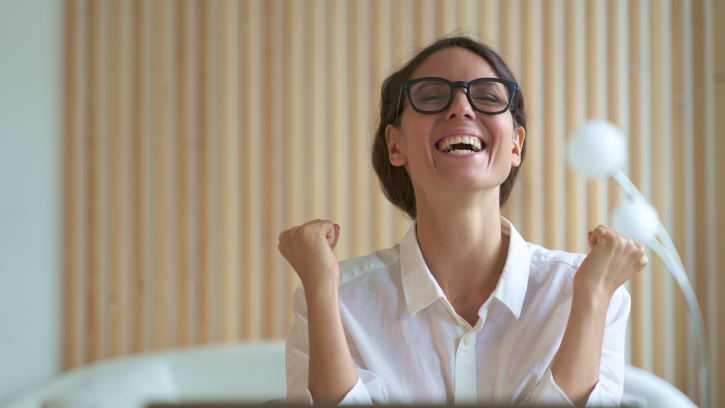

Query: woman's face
[[385, 47, 525, 199]]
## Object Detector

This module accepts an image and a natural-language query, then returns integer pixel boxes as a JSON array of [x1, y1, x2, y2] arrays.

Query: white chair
[[622, 364, 697, 408], [0, 340, 696, 408], [0, 341, 287, 408]]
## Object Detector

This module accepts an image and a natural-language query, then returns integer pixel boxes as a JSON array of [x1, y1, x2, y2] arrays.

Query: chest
[[449, 290, 496, 327]]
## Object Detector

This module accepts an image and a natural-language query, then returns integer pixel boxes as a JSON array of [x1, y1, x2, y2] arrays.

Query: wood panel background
[[62, 0, 725, 406]]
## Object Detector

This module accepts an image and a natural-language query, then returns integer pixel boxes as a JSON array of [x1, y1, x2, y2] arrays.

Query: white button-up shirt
[[286, 217, 630, 406]]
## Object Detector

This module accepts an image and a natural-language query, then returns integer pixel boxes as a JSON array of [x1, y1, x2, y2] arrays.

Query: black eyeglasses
[[394, 77, 519, 120]]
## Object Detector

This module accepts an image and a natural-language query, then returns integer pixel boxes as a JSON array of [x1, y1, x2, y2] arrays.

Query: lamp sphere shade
[[611, 199, 660, 244], [568, 120, 627, 178]]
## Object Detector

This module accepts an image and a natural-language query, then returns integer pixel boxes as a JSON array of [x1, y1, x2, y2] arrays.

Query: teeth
[[452, 149, 473, 154], [437, 135, 484, 153]]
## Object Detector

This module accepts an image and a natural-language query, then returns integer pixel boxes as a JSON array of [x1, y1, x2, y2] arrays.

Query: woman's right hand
[[278, 219, 341, 290]]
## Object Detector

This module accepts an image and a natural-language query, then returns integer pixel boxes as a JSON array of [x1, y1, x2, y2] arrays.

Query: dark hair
[[371, 36, 527, 220]]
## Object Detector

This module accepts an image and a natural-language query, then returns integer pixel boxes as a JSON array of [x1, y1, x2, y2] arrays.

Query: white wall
[[0, 0, 62, 402]]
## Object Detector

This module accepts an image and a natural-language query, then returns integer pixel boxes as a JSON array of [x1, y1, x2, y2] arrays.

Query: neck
[[414, 189, 508, 303]]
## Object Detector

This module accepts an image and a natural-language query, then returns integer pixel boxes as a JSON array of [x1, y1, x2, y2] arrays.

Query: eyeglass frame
[[394, 77, 519, 121]]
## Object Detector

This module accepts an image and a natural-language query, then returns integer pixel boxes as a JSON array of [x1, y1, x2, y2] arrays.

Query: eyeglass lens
[[409, 80, 511, 113]]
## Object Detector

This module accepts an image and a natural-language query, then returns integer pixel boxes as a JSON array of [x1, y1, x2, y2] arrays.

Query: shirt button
[[463, 334, 472, 345]]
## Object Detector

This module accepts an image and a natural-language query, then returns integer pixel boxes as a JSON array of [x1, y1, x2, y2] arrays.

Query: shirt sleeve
[[285, 283, 385, 405], [521, 288, 631, 407]]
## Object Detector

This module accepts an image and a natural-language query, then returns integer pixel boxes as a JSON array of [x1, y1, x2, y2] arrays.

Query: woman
[[278, 36, 646, 407]]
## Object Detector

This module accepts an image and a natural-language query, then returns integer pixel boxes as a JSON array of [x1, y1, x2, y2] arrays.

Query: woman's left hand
[[574, 225, 649, 299]]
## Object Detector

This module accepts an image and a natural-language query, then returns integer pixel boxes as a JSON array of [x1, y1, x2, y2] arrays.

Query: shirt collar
[[400, 216, 530, 319]]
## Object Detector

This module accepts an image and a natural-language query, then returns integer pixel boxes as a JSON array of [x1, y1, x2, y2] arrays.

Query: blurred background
[[1, 0, 724, 406]]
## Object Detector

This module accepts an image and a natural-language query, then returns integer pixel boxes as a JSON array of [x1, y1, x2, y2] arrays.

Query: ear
[[510, 126, 525, 167], [385, 124, 407, 167]]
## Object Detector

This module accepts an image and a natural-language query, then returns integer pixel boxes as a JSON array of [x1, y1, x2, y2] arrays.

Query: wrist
[[304, 277, 339, 303], [572, 281, 612, 313], [573, 274, 615, 302]]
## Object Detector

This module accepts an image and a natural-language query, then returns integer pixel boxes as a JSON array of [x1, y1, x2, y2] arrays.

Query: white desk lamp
[[567, 120, 710, 408]]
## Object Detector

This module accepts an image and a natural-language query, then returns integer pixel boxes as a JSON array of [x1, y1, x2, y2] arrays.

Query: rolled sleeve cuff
[[308, 377, 373, 405], [527, 364, 576, 406], [527, 364, 607, 407]]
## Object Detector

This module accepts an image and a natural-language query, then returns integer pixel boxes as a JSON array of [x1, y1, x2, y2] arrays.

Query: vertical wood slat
[[129, 0, 141, 353], [456, 0, 476, 36], [129, 0, 151, 354], [85, 0, 104, 363], [607, 0, 628, 210], [262, 0, 284, 339], [520, 0, 543, 245], [202, 0, 221, 344], [348, 0, 372, 260], [370, 0, 393, 252], [327, 0, 350, 271], [261, 0, 275, 340], [179, 0, 200, 346], [649, 0, 676, 382], [692, 0, 716, 403], [107, 0, 130, 358], [151, 0, 174, 350], [219, 0, 240, 343], [605, 0, 631, 364], [391, 0, 415, 243], [478, 0, 499, 50], [679, 0, 698, 397], [173, 0, 187, 347], [629, 0, 656, 373], [414, 0, 436, 48], [585, 0, 607, 232], [670, 0, 689, 392], [307, 0, 326, 222], [564, 0, 586, 255], [542, 0, 565, 251], [435, 0, 456, 37], [702, 0, 719, 404], [62, 0, 85, 370], [242, 0, 262, 341], [714, 0, 725, 404], [196, 0, 209, 344], [498, 0, 522, 227], [60, 4, 724, 406], [283, 0, 304, 332]]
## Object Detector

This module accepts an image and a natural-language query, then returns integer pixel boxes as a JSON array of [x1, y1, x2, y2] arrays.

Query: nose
[[446, 86, 476, 120]]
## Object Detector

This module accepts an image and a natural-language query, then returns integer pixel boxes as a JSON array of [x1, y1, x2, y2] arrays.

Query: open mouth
[[436, 135, 486, 154]]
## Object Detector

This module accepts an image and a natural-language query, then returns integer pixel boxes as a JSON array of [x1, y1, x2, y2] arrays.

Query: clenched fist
[[278, 219, 341, 290], [575, 225, 649, 299]]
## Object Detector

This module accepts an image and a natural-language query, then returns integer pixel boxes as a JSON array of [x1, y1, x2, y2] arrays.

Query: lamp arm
[[648, 239, 710, 408], [655, 223, 687, 273], [610, 168, 688, 273], [610, 169, 648, 204]]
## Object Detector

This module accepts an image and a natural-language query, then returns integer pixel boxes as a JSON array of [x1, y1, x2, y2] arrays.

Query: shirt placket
[[453, 308, 487, 405], [454, 330, 477, 404]]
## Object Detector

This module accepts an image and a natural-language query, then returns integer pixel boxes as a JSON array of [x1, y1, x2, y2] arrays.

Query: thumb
[[326, 223, 340, 250], [588, 231, 596, 251]]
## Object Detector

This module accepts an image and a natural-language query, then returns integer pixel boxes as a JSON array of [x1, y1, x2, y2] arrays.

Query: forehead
[[410, 47, 499, 81]]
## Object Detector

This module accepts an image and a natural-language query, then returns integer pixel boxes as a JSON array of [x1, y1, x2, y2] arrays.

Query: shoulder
[[337, 244, 401, 285], [525, 242, 630, 301], [290, 245, 401, 307], [528, 242, 587, 269]]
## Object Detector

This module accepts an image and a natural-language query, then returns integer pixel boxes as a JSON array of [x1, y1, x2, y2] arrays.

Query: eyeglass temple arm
[[394, 86, 403, 121]]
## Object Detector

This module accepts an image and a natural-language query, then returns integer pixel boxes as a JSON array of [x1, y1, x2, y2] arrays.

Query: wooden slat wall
[[62, 0, 725, 405]]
